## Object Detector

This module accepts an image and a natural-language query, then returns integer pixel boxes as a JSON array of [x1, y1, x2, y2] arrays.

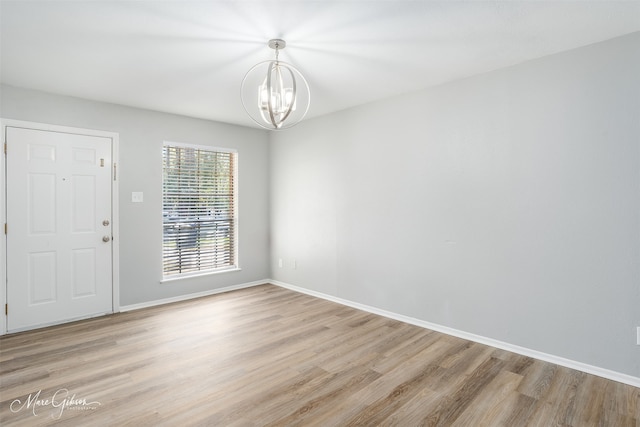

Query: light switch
[[131, 192, 144, 203]]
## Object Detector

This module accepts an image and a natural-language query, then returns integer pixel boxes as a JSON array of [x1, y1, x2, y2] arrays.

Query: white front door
[[6, 126, 113, 331]]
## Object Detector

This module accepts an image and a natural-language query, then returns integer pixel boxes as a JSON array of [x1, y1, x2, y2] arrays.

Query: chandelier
[[241, 39, 310, 130]]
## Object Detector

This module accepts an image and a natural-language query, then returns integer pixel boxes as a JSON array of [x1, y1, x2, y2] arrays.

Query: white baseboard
[[119, 279, 268, 312], [269, 280, 640, 389]]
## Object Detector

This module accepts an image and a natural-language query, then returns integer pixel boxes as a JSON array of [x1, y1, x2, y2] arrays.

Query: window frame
[[161, 141, 239, 281]]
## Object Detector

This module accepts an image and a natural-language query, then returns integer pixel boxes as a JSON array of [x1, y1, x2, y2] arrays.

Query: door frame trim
[[0, 119, 120, 334]]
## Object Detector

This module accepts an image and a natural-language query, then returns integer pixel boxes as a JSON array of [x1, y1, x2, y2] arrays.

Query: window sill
[[160, 267, 242, 284]]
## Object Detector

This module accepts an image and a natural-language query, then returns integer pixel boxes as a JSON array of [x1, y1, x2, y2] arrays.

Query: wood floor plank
[[1, 284, 638, 426], [450, 370, 523, 426]]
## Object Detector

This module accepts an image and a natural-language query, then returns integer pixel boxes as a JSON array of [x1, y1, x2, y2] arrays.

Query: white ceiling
[[1, 1, 639, 129]]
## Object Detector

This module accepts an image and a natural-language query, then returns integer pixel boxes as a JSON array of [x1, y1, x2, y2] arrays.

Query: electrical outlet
[[637, 327, 640, 345], [278, 258, 283, 268], [292, 259, 297, 270]]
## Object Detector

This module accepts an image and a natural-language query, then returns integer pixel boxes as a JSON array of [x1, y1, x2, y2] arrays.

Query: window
[[162, 142, 237, 278]]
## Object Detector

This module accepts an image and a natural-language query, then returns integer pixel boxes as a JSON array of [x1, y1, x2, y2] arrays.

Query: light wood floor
[[1, 284, 638, 426]]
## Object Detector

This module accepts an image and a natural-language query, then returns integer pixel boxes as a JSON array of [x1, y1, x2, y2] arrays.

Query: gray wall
[[270, 33, 640, 377], [1, 84, 271, 305]]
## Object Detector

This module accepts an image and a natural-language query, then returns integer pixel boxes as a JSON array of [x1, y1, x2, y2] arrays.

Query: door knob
[[102, 236, 111, 242], [103, 220, 110, 226]]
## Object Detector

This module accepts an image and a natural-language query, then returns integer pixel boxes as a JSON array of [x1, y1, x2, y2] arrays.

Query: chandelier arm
[[241, 63, 268, 128], [279, 66, 297, 124], [265, 61, 279, 129]]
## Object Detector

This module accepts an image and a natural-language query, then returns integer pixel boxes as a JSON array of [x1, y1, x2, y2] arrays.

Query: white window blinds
[[162, 143, 237, 277]]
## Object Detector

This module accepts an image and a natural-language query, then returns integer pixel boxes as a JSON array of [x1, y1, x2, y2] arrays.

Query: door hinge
[[113, 163, 117, 181], [4, 223, 6, 234], [5, 304, 7, 316], [4, 143, 6, 154]]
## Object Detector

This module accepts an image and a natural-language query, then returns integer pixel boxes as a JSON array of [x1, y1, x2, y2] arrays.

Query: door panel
[[29, 173, 57, 233], [72, 175, 96, 232], [6, 126, 113, 331], [29, 252, 57, 304], [72, 248, 97, 297]]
